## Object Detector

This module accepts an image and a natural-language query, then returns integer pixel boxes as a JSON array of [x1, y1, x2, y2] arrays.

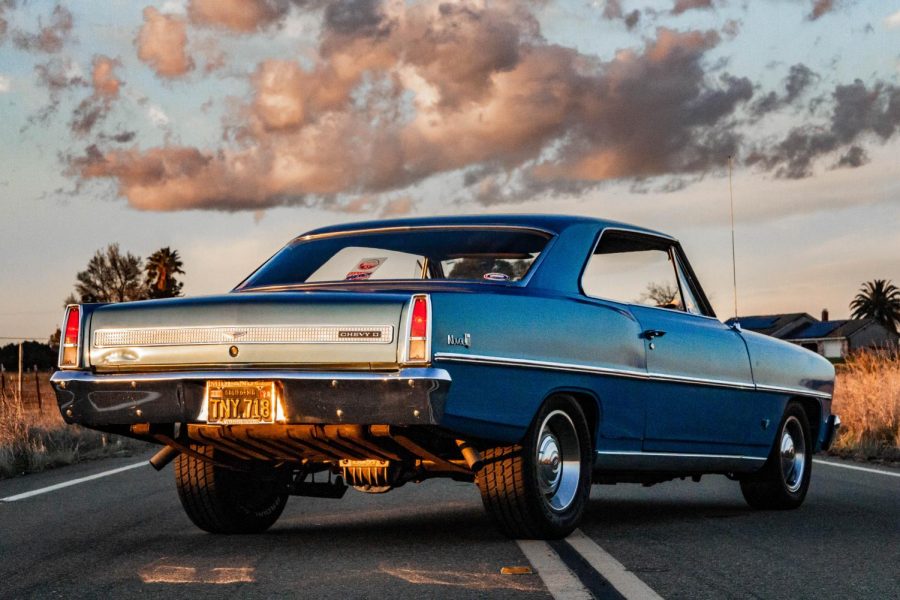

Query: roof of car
[[300, 214, 672, 240]]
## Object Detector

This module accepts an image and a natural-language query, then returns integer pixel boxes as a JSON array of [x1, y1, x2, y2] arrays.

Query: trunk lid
[[87, 292, 408, 372]]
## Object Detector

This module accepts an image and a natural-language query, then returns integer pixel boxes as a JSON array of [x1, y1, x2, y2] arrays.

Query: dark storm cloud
[[751, 63, 818, 116], [747, 79, 900, 178]]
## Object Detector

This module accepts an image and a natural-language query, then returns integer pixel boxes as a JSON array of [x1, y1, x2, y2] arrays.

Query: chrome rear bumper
[[51, 368, 451, 427]]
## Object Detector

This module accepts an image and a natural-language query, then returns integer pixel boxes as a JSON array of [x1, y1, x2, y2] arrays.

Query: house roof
[[787, 319, 874, 340], [728, 313, 815, 337]]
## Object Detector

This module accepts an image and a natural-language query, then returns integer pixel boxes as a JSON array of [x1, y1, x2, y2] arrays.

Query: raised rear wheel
[[476, 395, 592, 539], [175, 444, 289, 534], [740, 402, 812, 510]]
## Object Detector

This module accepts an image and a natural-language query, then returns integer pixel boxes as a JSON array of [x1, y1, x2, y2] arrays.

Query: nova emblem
[[223, 330, 247, 340], [447, 333, 471, 348]]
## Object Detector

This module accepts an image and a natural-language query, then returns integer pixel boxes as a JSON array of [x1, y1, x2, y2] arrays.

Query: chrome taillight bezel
[[400, 294, 431, 365], [58, 304, 83, 369]]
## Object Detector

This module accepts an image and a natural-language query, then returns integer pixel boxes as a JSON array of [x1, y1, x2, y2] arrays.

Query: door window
[[582, 231, 688, 312]]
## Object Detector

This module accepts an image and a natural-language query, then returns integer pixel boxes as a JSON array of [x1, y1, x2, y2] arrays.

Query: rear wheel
[[476, 395, 592, 539], [174, 444, 289, 534], [740, 402, 812, 510]]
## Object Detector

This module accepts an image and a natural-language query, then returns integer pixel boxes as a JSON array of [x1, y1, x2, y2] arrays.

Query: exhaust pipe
[[456, 439, 483, 472], [149, 445, 181, 471]]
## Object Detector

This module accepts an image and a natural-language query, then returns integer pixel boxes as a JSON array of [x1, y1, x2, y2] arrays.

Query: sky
[[0, 0, 898, 341]]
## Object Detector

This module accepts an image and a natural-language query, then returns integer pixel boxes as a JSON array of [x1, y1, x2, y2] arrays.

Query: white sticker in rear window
[[345, 257, 386, 281]]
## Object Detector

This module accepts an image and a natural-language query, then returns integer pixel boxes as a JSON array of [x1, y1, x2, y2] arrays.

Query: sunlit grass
[[830, 349, 900, 462], [0, 373, 148, 479]]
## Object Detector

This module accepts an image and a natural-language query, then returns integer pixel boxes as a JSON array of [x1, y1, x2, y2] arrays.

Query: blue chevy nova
[[51, 215, 839, 539]]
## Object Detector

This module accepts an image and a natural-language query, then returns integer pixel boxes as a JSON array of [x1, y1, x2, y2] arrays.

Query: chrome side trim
[[51, 367, 450, 385], [434, 352, 832, 398], [596, 450, 765, 461], [594, 450, 765, 472], [435, 352, 646, 381], [93, 325, 394, 348], [755, 383, 832, 400]]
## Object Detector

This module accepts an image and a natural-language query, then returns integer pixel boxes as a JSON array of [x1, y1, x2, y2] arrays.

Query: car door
[[582, 229, 757, 455]]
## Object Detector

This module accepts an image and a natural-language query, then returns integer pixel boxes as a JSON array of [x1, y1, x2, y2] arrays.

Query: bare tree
[[640, 281, 680, 307], [72, 244, 148, 303]]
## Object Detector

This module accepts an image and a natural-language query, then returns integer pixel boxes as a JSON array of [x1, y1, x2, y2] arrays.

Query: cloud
[[136, 7, 194, 78], [747, 79, 900, 178], [0, 74, 9, 93], [672, 0, 714, 16], [12, 4, 73, 53], [69, 2, 765, 211], [886, 9, 900, 29], [808, 0, 837, 21], [69, 55, 123, 136], [750, 63, 818, 116], [599, 1, 640, 30], [187, 0, 298, 33]]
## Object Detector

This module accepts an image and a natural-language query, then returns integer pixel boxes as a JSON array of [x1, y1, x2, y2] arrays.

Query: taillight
[[60, 305, 80, 368], [405, 295, 430, 363]]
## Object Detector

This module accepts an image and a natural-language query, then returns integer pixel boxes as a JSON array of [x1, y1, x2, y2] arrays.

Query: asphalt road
[[0, 453, 897, 599]]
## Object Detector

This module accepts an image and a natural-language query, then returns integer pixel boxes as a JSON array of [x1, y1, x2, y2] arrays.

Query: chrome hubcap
[[536, 410, 581, 512], [780, 416, 806, 493]]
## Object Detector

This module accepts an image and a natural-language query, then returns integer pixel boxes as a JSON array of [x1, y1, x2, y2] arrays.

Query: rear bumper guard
[[51, 368, 451, 427]]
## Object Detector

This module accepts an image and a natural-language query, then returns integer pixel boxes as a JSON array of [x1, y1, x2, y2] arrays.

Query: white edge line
[[516, 539, 592, 600], [565, 529, 665, 600], [813, 459, 900, 478], [1, 461, 148, 502]]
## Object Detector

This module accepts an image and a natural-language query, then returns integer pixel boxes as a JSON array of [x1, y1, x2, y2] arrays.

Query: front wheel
[[476, 395, 592, 539], [740, 402, 812, 510], [175, 444, 289, 534]]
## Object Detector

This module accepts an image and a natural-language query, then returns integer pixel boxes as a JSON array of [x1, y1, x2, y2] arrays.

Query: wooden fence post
[[17, 342, 24, 405], [0, 363, 5, 397], [34, 365, 43, 414]]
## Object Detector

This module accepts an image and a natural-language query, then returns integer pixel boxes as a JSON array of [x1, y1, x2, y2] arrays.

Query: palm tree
[[850, 279, 900, 333], [145, 247, 185, 299]]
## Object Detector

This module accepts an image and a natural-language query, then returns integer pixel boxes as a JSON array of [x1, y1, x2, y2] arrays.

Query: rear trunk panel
[[87, 292, 408, 371]]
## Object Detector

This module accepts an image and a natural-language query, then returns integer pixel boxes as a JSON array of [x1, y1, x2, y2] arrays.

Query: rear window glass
[[238, 228, 551, 288]]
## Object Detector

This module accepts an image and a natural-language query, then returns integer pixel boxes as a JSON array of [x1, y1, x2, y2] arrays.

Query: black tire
[[476, 395, 592, 539], [740, 401, 812, 510], [174, 444, 289, 534]]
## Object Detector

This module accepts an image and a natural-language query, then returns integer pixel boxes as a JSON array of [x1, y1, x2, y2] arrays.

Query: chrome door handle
[[643, 329, 666, 339]]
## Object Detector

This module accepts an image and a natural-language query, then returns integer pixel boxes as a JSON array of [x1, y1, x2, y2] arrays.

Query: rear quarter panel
[[430, 289, 648, 446]]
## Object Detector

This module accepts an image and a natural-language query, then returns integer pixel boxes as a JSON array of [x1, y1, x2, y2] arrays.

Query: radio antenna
[[728, 155, 738, 320]]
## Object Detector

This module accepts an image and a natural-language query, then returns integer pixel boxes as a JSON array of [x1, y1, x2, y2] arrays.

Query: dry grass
[[830, 350, 900, 462], [0, 372, 149, 479]]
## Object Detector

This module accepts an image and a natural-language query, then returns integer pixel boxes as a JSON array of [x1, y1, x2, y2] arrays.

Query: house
[[728, 310, 899, 360]]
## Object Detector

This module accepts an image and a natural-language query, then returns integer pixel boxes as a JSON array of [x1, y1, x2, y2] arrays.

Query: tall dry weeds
[[831, 350, 900, 461], [0, 385, 148, 478]]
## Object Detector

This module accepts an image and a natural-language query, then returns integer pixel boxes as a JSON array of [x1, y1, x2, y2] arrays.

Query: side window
[[582, 232, 686, 311]]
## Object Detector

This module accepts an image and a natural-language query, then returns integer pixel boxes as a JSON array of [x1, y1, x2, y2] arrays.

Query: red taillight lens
[[406, 295, 430, 363], [410, 296, 428, 339], [61, 306, 80, 368], [64, 306, 80, 346]]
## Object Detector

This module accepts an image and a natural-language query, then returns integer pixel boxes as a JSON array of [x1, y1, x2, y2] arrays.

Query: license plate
[[206, 380, 276, 424]]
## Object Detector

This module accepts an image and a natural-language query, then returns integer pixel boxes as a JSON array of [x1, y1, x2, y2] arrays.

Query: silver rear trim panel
[[93, 325, 394, 348]]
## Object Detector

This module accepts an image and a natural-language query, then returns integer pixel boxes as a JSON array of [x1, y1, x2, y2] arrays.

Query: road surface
[[0, 453, 897, 599]]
